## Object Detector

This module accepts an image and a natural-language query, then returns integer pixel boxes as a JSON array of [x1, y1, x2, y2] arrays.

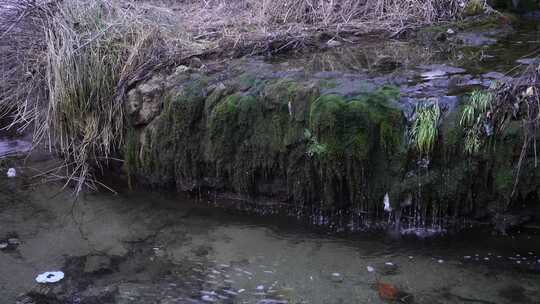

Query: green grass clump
[[460, 90, 493, 154], [32, 1, 170, 192], [410, 102, 441, 155]]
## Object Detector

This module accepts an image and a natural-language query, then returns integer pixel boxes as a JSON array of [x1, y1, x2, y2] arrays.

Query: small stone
[[7, 238, 20, 245], [0, 242, 8, 250], [367, 266, 375, 272], [330, 273, 343, 283], [201, 295, 217, 302], [446, 28, 455, 35], [326, 39, 342, 47], [464, 256, 471, 259]]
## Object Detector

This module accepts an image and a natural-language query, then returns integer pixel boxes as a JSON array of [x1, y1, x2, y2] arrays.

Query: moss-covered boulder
[[123, 65, 539, 230], [124, 69, 409, 213]]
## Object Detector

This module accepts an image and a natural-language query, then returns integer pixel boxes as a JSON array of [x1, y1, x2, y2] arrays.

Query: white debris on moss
[[7, 168, 16, 178]]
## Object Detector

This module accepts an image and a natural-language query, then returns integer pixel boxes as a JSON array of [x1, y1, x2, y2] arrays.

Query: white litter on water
[[238, 289, 245, 293], [256, 285, 265, 290], [385, 262, 394, 266], [35, 271, 64, 283], [408, 256, 414, 259], [331, 273, 341, 277], [7, 168, 16, 178], [464, 256, 471, 259], [366, 266, 375, 272], [437, 259, 444, 264]]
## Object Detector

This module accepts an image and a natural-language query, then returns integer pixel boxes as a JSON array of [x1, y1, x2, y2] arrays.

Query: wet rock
[[516, 58, 540, 65], [192, 245, 212, 257], [126, 74, 165, 126], [325, 39, 342, 48], [116, 283, 146, 303], [81, 285, 117, 302], [8, 238, 20, 245], [84, 255, 113, 274], [189, 57, 203, 69], [456, 32, 497, 47], [15, 295, 35, 304], [373, 56, 402, 71], [482, 71, 508, 80], [419, 64, 466, 80], [28, 283, 66, 302], [380, 262, 400, 276], [330, 272, 343, 283]]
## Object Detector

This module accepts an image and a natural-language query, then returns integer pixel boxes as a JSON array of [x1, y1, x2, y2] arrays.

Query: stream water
[[1, 17, 540, 304], [1, 184, 540, 304]]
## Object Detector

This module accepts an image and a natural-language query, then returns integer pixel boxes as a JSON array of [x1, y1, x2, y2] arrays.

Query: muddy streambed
[[1, 17, 540, 304], [0, 180, 539, 304]]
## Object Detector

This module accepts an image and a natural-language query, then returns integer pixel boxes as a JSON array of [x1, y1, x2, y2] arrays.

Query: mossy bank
[[122, 60, 540, 232]]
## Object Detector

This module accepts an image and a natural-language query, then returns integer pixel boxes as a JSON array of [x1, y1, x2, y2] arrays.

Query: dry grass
[[1, 0, 175, 193], [0, 0, 473, 193]]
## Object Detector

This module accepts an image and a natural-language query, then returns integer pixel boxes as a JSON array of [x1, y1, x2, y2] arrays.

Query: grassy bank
[[0, 0, 497, 193]]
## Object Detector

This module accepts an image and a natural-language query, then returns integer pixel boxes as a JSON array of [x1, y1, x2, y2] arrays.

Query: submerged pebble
[[201, 295, 217, 302]]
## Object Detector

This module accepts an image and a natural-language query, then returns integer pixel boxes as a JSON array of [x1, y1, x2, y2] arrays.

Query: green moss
[[319, 79, 338, 89], [494, 167, 514, 193]]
